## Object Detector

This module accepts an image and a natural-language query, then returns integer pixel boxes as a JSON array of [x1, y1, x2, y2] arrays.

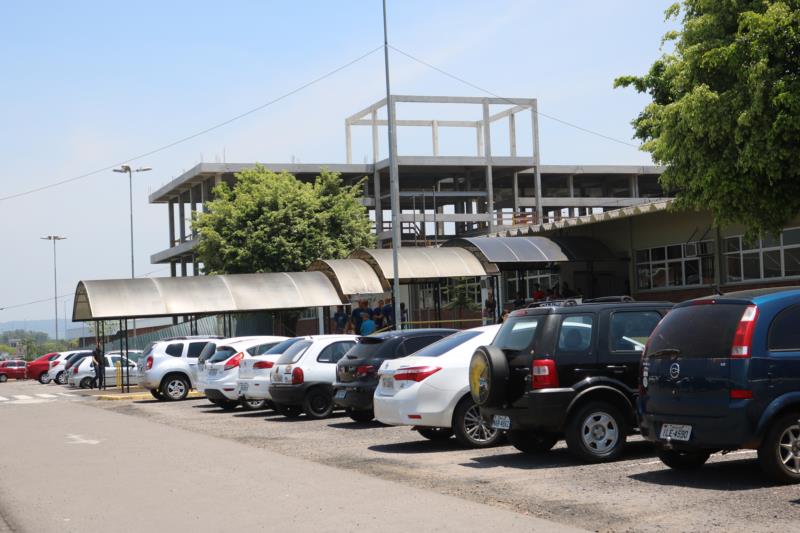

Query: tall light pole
[[113, 165, 151, 341], [383, 0, 402, 330], [41, 235, 66, 341]]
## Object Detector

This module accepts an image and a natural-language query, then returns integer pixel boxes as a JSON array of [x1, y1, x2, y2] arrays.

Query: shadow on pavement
[[233, 410, 282, 419], [462, 440, 655, 470], [629, 457, 780, 491], [267, 412, 349, 423], [369, 438, 466, 454], [328, 420, 386, 430]]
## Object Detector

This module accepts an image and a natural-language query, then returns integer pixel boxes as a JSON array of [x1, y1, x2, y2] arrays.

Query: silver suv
[[138, 336, 220, 401]]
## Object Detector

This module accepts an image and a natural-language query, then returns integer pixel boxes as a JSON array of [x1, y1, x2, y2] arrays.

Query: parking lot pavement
[[88, 392, 800, 533]]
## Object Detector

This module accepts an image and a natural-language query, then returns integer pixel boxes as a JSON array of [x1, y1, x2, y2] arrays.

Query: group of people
[[332, 299, 408, 335], [483, 281, 584, 323]]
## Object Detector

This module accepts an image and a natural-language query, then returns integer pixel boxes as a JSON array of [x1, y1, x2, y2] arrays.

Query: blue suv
[[639, 287, 800, 483]]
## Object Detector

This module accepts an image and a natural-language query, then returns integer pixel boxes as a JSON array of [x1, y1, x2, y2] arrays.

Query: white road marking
[[627, 449, 756, 468], [13, 395, 33, 400], [65, 434, 100, 445], [37, 394, 57, 398], [0, 396, 8, 402]]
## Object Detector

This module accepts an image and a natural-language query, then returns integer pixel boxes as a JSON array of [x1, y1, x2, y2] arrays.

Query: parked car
[[69, 353, 138, 389], [470, 299, 671, 462], [48, 350, 92, 385], [375, 325, 502, 447], [237, 337, 308, 410], [0, 360, 28, 382], [137, 336, 220, 401], [63, 351, 93, 380], [27, 352, 59, 383], [269, 335, 358, 419], [639, 287, 800, 483], [196, 336, 287, 410], [333, 329, 457, 422]]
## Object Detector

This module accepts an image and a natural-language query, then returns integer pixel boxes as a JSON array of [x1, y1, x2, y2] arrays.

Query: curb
[[96, 391, 206, 401]]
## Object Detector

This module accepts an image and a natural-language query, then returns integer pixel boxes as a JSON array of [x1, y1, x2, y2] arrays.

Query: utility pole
[[383, 0, 402, 330], [41, 235, 66, 341]]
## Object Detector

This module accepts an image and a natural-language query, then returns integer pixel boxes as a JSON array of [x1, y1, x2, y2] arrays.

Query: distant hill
[[0, 319, 83, 340]]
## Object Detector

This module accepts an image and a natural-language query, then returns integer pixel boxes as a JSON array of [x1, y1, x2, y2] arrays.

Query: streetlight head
[[113, 165, 131, 173]]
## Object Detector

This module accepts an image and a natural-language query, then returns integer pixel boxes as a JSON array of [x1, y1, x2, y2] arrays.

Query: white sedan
[[237, 338, 306, 406], [374, 325, 502, 448]]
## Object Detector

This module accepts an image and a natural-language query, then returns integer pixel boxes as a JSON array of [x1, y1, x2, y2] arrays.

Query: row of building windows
[[723, 228, 800, 282], [635, 241, 715, 290]]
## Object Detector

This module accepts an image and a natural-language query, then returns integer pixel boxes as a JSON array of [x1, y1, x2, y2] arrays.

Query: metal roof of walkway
[[443, 236, 616, 267]]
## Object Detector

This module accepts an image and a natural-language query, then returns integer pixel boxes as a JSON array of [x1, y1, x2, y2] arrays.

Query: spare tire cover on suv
[[469, 345, 509, 407]]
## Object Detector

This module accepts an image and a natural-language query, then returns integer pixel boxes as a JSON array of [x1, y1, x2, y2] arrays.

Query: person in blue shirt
[[382, 300, 393, 327], [351, 302, 365, 334], [359, 312, 377, 335], [332, 305, 348, 334]]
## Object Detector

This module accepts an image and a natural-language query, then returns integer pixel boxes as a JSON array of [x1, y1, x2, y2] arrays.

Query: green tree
[[443, 281, 481, 325], [615, 1, 800, 238], [193, 166, 373, 333]]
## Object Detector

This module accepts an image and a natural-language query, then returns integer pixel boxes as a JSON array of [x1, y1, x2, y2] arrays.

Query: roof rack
[[526, 298, 581, 309], [581, 296, 635, 303]]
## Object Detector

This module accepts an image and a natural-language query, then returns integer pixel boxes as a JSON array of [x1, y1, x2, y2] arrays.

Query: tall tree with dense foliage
[[615, 1, 800, 237], [194, 166, 373, 274]]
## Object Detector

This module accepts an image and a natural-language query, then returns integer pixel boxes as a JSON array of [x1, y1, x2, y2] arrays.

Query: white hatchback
[[237, 337, 306, 406], [374, 325, 503, 448], [69, 353, 138, 389], [196, 336, 287, 409]]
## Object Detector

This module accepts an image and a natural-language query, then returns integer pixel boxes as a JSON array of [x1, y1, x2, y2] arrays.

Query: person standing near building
[[532, 283, 545, 301], [484, 290, 497, 324], [360, 312, 377, 336], [92, 342, 104, 389], [400, 302, 409, 329], [381, 299, 393, 328], [351, 302, 364, 335], [332, 306, 348, 334]]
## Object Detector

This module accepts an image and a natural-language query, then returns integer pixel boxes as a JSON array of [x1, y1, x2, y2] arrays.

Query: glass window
[[685, 259, 701, 286], [648, 304, 745, 358], [784, 228, 800, 246], [651, 247, 666, 261], [742, 252, 761, 280], [769, 305, 800, 351], [401, 336, 444, 356], [276, 340, 312, 364], [264, 338, 302, 355], [762, 234, 781, 248], [187, 342, 208, 358], [165, 343, 183, 357], [784, 247, 800, 277], [651, 264, 667, 288], [494, 316, 542, 352], [701, 257, 715, 284], [556, 314, 593, 353], [317, 341, 356, 363], [637, 265, 651, 290], [668, 262, 684, 286], [198, 343, 217, 364], [725, 254, 742, 282], [609, 311, 662, 352], [667, 245, 683, 259], [207, 346, 237, 363], [724, 237, 741, 253], [636, 250, 650, 263], [763, 250, 782, 278], [414, 331, 483, 357]]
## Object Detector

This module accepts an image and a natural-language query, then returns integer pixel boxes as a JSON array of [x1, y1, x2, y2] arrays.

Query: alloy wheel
[[462, 404, 498, 443], [778, 423, 800, 474], [167, 379, 186, 400], [580, 411, 619, 455]]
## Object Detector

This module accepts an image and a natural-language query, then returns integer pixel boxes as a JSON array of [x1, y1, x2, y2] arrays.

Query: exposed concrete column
[[371, 110, 383, 233], [475, 124, 484, 157], [180, 258, 187, 277], [178, 192, 186, 243], [509, 113, 517, 157], [482, 100, 495, 233], [169, 261, 177, 278], [531, 103, 544, 225], [388, 97, 402, 249], [568, 174, 576, 217], [512, 172, 520, 218], [632, 174, 640, 198], [190, 185, 198, 238], [345, 120, 352, 164], [432, 120, 439, 156], [168, 198, 176, 247]]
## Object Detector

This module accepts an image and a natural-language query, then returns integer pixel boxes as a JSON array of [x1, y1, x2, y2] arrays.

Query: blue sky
[[0, 0, 676, 323]]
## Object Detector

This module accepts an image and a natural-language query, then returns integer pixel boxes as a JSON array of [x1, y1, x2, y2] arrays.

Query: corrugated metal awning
[[72, 271, 343, 321], [308, 258, 386, 295], [350, 247, 487, 283], [444, 236, 615, 264]]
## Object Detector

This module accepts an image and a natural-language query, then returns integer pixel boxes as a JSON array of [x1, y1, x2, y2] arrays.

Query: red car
[[27, 352, 58, 384], [0, 360, 28, 382]]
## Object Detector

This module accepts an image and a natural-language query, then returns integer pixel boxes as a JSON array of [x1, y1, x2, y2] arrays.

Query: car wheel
[[304, 388, 334, 419], [758, 412, 800, 484], [657, 448, 710, 470], [79, 377, 94, 389], [469, 345, 509, 407], [508, 430, 560, 453], [219, 399, 239, 411], [55, 371, 66, 385], [240, 397, 268, 411], [160, 375, 189, 401], [565, 401, 628, 462], [38, 373, 51, 385], [150, 389, 165, 401], [0, 375, 7, 383], [453, 399, 502, 448], [417, 427, 454, 441], [347, 408, 375, 422], [275, 403, 303, 418]]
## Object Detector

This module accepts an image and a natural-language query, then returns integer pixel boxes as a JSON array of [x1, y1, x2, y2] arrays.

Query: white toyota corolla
[[374, 325, 502, 448]]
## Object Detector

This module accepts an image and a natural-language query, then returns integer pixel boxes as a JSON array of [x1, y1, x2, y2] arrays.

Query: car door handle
[[606, 365, 626, 372]]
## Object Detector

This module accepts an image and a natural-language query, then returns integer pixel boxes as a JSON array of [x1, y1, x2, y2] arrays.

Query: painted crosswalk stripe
[[13, 395, 33, 400], [37, 394, 57, 398], [0, 396, 8, 402], [58, 393, 74, 397]]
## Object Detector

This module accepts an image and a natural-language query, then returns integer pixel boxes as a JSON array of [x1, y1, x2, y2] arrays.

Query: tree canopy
[[194, 166, 374, 274], [615, 1, 800, 237]]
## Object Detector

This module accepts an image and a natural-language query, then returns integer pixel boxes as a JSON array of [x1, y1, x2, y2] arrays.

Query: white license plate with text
[[659, 423, 692, 441], [491, 415, 511, 430]]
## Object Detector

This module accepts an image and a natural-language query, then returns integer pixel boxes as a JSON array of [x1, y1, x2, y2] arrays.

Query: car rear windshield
[[206, 346, 238, 363], [198, 343, 218, 364], [413, 330, 482, 357], [494, 316, 542, 352], [264, 338, 302, 355], [344, 337, 392, 359], [276, 340, 312, 364], [647, 303, 746, 358]]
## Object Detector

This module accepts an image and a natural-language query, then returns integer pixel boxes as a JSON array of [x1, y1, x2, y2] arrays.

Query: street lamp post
[[41, 235, 66, 341], [113, 165, 151, 340]]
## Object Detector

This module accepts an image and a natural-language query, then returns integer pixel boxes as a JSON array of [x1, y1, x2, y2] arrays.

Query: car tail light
[[730, 389, 753, 400], [731, 305, 759, 358], [51, 360, 59, 368], [356, 365, 376, 378], [253, 360, 274, 369], [532, 359, 559, 389], [393, 366, 441, 382], [73, 366, 79, 375], [225, 352, 244, 371], [291, 367, 304, 385], [145, 356, 153, 370]]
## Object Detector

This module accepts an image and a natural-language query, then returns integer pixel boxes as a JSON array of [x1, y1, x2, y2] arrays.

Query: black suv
[[333, 329, 457, 421], [640, 288, 800, 483], [470, 300, 671, 462]]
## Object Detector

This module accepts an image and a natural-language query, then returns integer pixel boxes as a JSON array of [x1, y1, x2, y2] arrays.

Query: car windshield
[[276, 340, 312, 364], [413, 331, 483, 357], [264, 338, 302, 355], [207, 346, 238, 363], [494, 316, 543, 352]]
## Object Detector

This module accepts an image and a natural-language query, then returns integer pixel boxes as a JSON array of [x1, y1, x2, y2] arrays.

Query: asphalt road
[[0, 380, 579, 533]]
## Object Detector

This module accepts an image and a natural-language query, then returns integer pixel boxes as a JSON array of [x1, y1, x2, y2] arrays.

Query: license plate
[[208, 368, 218, 377], [659, 423, 692, 441], [239, 382, 249, 392], [334, 389, 347, 400], [381, 377, 394, 389], [492, 415, 511, 430]]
